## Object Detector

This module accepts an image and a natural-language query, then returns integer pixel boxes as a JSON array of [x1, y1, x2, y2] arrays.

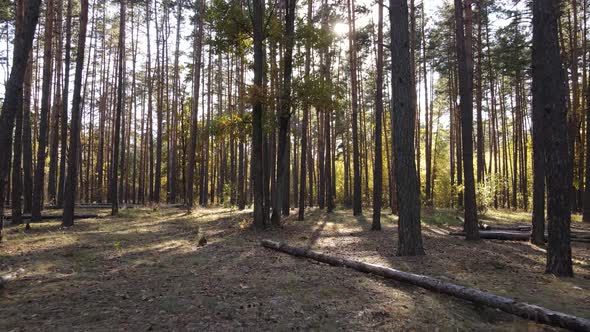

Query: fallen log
[[44, 204, 140, 210], [571, 232, 590, 240], [3, 214, 98, 221], [478, 225, 590, 239], [450, 230, 531, 241], [261, 239, 590, 331], [0, 268, 25, 289], [480, 224, 531, 232], [449, 231, 590, 243]]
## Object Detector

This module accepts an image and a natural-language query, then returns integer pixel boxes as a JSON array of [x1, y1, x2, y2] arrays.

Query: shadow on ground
[[0, 206, 589, 331]]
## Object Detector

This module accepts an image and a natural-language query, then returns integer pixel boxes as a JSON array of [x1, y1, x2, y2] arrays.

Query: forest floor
[[1, 206, 589, 331]]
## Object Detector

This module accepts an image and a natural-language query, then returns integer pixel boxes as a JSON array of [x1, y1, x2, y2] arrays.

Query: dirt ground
[[1, 206, 589, 331]]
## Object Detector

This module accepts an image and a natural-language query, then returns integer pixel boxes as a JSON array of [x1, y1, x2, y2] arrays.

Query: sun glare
[[334, 22, 348, 36]]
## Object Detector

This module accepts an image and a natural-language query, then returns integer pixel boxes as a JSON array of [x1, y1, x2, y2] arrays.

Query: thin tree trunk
[[63, 0, 88, 226], [348, 0, 362, 216], [32, 0, 56, 222], [372, 0, 384, 230], [111, 0, 125, 214], [454, 0, 479, 240], [271, 0, 296, 225], [251, 0, 266, 228]]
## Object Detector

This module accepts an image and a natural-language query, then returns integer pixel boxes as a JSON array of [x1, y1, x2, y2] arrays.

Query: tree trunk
[[32, 0, 56, 223], [10, 0, 25, 226], [22, 53, 33, 216], [186, 0, 204, 209], [111, 0, 126, 215], [533, 0, 573, 277], [58, 0, 73, 208], [0, 0, 42, 239], [348, 0, 362, 216], [251, 0, 266, 228], [389, 0, 425, 256], [372, 0, 384, 230], [454, 0, 479, 240], [298, 0, 311, 221], [271, 0, 296, 226], [62, 0, 88, 227]]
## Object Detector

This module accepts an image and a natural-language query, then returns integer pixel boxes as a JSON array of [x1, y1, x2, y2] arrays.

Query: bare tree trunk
[[0, 0, 42, 239], [58, 0, 73, 207], [532, 0, 573, 277], [372, 0, 384, 230], [251, 0, 266, 228], [298, 0, 312, 221], [271, 0, 296, 225], [10, 0, 25, 225], [111, 0, 125, 215], [454, 0, 479, 240], [63, 0, 88, 226], [389, 0, 425, 256], [348, 0, 362, 216], [186, 0, 204, 209], [32, 0, 56, 222]]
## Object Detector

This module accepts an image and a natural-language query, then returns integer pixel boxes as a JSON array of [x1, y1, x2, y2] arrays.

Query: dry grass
[[0, 206, 588, 331]]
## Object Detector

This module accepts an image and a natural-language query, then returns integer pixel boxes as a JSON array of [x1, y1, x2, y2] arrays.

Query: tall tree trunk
[[298, 0, 312, 221], [0, 0, 42, 239], [454, 0, 479, 240], [372, 0, 384, 230], [32, 0, 56, 222], [10, 0, 25, 225], [271, 0, 296, 225], [186, 0, 204, 209], [532, 0, 573, 276], [58, 0, 73, 207], [22, 53, 33, 216], [348, 0, 362, 216], [48, 0, 63, 206], [63, 0, 88, 226], [475, 1, 485, 184], [251, 0, 266, 228], [111, 0, 125, 215], [389, 0, 425, 256]]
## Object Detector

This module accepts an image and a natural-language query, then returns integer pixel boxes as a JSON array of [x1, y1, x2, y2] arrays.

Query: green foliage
[[493, 13, 530, 77], [205, 0, 251, 55], [209, 112, 251, 141], [421, 209, 463, 227], [476, 176, 497, 216], [0, 0, 12, 23], [292, 73, 344, 112], [222, 183, 233, 208]]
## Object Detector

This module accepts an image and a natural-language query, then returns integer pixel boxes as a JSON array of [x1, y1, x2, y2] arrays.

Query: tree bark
[[533, 0, 573, 277], [32, 0, 56, 223], [389, 0, 425, 256], [186, 0, 204, 209], [57, 0, 73, 208], [454, 0, 479, 240], [271, 0, 296, 225], [62, 0, 88, 227], [10, 0, 25, 226], [251, 0, 266, 228], [111, 0, 126, 215], [372, 0, 384, 230], [348, 0, 362, 216]]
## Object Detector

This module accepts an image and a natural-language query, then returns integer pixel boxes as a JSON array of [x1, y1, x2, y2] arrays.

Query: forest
[[0, 0, 589, 329]]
